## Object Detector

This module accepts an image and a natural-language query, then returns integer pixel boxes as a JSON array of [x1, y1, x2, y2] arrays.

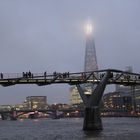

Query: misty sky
[[0, 0, 140, 105]]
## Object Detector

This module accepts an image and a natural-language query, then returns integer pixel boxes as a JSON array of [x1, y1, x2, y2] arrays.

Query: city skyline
[[0, 1, 140, 104]]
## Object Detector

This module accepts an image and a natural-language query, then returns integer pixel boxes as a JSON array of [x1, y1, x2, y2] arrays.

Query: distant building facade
[[102, 92, 132, 111], [115, 66, 140, 112], [103, 90, 140, 112], [26, 96, 47, 110], [70, 86, 82, 105]]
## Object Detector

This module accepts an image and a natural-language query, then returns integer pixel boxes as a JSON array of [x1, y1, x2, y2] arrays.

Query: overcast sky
[[0, 0, 140, 105]]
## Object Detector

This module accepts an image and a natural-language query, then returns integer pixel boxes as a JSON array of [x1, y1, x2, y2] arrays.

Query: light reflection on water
[[0, 117, 139, 140]]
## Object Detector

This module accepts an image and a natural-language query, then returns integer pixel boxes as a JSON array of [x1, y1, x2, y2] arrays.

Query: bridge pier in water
[[83, 106, 102, 130], [76, 71, 110, 131]]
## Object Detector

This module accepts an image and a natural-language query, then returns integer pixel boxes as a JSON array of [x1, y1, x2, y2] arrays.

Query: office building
[[103, 92, 132, 111], [70, 86, 83, 105], [26, 96, 47, 110]]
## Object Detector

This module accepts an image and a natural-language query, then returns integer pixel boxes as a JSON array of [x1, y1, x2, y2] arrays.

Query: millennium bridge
[[0, 69, 140, 131]]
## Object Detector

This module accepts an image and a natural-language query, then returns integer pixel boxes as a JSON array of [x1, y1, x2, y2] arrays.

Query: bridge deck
[[0, 69, 140, 86]]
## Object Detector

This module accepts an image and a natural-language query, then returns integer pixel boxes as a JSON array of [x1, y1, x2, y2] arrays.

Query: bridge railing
[[2, 73, 22, 79], [1, 73, 45, 79], [1, 69, 140, 85]]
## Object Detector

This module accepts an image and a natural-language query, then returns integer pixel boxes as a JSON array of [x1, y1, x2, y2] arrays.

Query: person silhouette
[[0, 73, 3, 79]]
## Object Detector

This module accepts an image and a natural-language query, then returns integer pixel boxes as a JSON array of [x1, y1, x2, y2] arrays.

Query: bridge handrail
[[0, 69, 140, 86], [1, 69, 140, 79]]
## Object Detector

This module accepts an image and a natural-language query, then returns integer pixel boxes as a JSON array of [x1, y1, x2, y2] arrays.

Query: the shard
[[84, 23, 98, 94], [84, 23, 98, 72]]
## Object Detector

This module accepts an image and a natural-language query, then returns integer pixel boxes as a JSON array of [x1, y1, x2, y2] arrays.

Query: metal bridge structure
[[0, 69, 140, 131]]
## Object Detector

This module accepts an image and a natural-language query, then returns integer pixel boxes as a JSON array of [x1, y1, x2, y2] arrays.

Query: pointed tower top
[[84, 21, 94, 35]]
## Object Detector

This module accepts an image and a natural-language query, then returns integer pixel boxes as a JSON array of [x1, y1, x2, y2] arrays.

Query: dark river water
[[0, 117, 139, 140]]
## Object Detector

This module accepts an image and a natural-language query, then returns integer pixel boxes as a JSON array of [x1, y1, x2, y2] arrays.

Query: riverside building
[[26, 96, 47, 110]]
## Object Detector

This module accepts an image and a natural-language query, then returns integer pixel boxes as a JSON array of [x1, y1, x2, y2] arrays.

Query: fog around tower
[[0, 0, 140, 104]]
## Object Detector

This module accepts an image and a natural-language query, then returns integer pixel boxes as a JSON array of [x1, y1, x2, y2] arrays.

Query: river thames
[[0, 117, 139, 140]]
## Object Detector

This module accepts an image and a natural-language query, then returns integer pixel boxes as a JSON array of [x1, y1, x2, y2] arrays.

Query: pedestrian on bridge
[[22, 72, 26, 78], [44, 71, 47, 79], [53, 71, 57, 77], [28, 71, 31, 78], [0, 73, 3, 79]]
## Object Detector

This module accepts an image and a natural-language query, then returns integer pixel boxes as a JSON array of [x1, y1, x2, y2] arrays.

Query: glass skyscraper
[[84, 29, 98, 72], [70, 23, 98, 105]]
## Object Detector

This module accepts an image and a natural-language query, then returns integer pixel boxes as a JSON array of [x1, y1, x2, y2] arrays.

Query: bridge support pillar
[[83, 107, 102, 131], [76, 71, 110, 131]]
